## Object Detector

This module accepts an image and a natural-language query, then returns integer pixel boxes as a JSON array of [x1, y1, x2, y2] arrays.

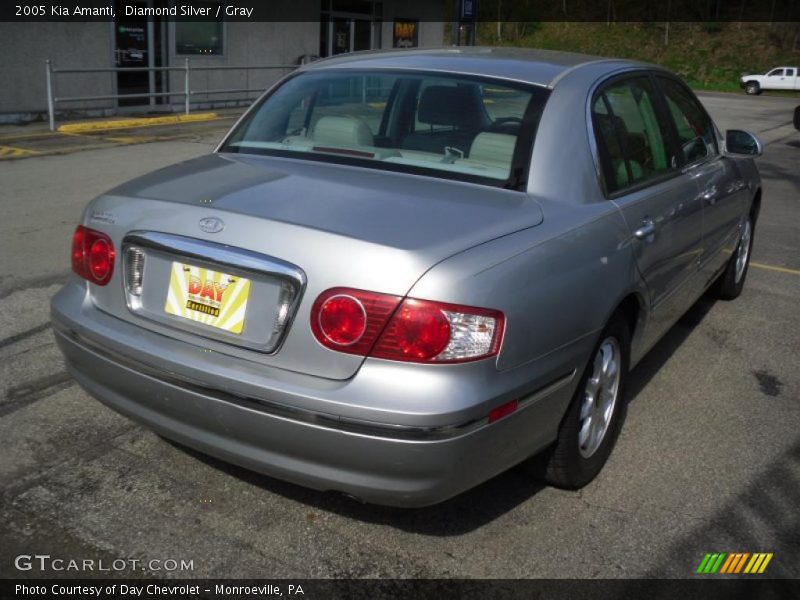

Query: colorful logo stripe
[[696, 552, 773, 574]]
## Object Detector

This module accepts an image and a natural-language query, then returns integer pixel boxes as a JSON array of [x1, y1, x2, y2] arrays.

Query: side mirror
[[725, 130, 763, 157]]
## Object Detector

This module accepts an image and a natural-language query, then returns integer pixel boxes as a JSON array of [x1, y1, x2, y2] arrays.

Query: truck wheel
[[745, 82, 761, 95]]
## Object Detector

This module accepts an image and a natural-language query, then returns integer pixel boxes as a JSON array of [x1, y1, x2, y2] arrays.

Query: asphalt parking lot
[[1, 92, 798, 579]]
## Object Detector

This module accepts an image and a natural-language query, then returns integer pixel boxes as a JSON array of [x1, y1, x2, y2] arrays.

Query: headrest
[[417, 85, 485, 128], [312, 116, 373, 147], [469, 132, 517, 166], [594, 112, 629, 158]]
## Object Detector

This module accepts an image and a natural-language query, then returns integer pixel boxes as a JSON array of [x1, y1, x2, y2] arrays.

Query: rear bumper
[[51, 280, 581, 507]]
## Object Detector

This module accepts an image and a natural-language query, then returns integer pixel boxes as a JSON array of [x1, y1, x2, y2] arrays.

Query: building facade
[[0, 0, 445, 123]]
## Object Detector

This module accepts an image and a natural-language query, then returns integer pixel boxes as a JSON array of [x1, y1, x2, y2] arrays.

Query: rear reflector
[[310, 288, 504, 363], [488, 399, 519, 423], [71, 225, 115, 286]]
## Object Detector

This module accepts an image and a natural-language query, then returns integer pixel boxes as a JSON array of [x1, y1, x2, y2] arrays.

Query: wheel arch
[[750, 186, 762, 223], [601, 289, 649, 368], [614, 292, 645, 341]]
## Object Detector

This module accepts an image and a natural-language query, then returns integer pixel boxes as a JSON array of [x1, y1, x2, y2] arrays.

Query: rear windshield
[[220, 69, 550, 189]]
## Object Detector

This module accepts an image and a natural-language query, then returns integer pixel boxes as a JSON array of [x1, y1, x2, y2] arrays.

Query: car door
[[785, 68, 798, 90], [775, 67, 795, 90], [765, 68, 785, 90], [591, 73, 705, 346], [655, 75, 749, 285]]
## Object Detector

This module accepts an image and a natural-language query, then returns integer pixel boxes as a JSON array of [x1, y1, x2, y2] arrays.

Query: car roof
[[301, 46, 648, 88]]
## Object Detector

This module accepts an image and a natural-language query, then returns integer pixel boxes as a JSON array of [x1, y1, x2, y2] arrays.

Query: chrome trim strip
[[122, 231, 306, 355], [55, 322, 576, 442], [124, 231, 306, 288]]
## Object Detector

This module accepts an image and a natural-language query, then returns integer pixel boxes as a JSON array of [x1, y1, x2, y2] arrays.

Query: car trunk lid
[[86, 153, 543, 380]]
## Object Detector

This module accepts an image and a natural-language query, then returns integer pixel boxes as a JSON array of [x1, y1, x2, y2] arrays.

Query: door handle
[[701, 186, 718, 205], [634, 219, 656, 240]]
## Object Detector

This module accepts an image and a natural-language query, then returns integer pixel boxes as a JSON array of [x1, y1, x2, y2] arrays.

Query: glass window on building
[[176, 20, 223, 55]]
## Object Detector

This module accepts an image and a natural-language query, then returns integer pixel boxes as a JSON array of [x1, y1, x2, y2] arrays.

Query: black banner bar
[[3, 579, 800, 600], [2, 0, 800, 22]]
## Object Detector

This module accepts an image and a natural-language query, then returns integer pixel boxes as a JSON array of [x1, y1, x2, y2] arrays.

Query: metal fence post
[[46, 59, 55, 131], [184, 58, 190, 115]]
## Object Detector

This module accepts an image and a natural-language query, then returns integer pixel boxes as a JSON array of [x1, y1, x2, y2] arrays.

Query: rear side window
[[656, 76, 718, 165], [785, 68, 795, 77], [592, 76, 671, 194]]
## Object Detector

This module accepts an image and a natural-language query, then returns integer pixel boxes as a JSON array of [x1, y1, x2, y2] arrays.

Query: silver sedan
[[51, 48, 762, 507]]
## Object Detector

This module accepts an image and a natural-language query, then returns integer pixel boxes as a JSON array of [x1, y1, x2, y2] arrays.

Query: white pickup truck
[[740, 67, 799, 95]]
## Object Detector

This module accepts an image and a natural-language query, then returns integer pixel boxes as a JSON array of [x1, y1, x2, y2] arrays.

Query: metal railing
[[45, 59, 296, 131]]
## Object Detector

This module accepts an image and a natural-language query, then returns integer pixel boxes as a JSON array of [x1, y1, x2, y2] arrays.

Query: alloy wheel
[[578, 337, 621, 458], [735, 218, 752, 284]]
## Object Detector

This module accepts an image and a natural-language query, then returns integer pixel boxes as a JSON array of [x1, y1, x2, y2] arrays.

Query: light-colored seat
[[312, 115, 374, 147], [469, 132, 517, 166]]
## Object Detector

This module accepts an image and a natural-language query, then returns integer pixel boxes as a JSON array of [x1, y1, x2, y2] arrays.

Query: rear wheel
[[745, 81, 761, 95], [534, 313, 630, 489], [713, 215, 754, 300]]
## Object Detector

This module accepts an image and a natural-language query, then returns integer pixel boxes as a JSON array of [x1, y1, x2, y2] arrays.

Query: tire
[[745, 81, 761, 95], [713, 215, 754, 300], [533, 313, 630, 489]]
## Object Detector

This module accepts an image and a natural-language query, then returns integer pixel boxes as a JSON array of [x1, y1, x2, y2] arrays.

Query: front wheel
[[713, 215, 754, 300], [745, 81, 761, 95], [533, 313, 630, 489]]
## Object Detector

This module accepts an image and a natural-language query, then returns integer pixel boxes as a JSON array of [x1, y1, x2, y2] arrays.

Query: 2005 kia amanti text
[[52, 48, 763, 506]]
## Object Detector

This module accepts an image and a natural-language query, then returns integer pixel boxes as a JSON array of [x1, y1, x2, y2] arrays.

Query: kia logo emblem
[[198, 217, 224, 234]]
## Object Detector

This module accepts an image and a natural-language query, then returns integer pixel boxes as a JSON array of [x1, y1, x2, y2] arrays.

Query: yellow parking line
[[103, 135, 158, 144], [0, 131, 62, 142], [0, 145, 40, 158], [57, 112, 218, 133], [750, 261, 800, 276]]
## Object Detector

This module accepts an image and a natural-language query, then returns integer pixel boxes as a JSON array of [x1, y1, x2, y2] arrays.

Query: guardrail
[[45, 59, 296, 131]]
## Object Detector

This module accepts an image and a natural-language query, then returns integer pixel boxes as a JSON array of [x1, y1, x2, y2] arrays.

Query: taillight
[[310, 288, 504, 363], [71, 225, 115, 286], [310, 288, 402, 355]]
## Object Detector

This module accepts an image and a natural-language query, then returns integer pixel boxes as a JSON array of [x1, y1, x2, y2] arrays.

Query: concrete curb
[[57, 112, 218, 133]]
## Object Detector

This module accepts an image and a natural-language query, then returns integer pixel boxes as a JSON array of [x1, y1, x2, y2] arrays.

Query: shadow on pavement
[[624, 438, 800, 594], [627, 294, 717, 402], [175, 441, 546, 536], [756, 144, 800, 194]]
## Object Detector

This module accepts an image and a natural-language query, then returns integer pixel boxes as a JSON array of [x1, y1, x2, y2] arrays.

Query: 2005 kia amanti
[[52, 48, 763, 506]]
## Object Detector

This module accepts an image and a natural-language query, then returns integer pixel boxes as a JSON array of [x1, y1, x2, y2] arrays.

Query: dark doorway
[[114, 1, 166, 108], [326, 17, 376, 56], [114, 1, 148, 106]]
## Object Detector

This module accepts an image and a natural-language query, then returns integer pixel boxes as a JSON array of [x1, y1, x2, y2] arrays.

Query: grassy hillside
[[475, 22, 800, 92]]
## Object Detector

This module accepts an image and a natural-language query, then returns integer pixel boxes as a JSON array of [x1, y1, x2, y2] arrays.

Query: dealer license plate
[[164, 262, 251, 334]]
